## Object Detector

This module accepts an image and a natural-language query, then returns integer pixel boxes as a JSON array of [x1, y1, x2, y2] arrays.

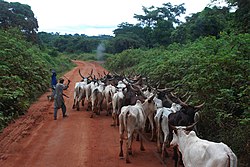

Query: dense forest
[[0, 0, 249, 166]]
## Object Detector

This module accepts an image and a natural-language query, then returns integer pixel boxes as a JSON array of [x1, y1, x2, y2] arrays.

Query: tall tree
[[134, 3, 186, 28], [0, 0, 39, 42], [213, 0, 250, 33], [133, 2, 186, 47]]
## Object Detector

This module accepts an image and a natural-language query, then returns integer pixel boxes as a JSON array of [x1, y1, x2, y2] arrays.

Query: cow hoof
[[128, 150, 132, 155], [126, 159, 131, 163], [119, 152, 124, 158]]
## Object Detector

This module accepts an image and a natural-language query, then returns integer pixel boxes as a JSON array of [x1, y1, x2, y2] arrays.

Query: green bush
[[0, 28, 75, 131]]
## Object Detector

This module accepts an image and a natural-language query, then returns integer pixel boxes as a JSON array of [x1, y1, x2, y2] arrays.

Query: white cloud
[[6, 0, 212, 36]]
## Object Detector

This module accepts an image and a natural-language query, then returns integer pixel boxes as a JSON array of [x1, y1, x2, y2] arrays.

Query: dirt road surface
[[0, 61, 175, 167]]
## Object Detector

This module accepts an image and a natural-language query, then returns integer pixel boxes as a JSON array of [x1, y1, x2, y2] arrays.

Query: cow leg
[[179, 152, 184, 166], [139, 130, 145, 151], [76, 101, 80, 111], [87, 101, 91, 111], [127, 132, 133, 155], [111, 112, 116, 126], [156, 125, 161, 153], [106, 100, 109, 116], [119, 135, 124, 158], [116, 114, 119, 126], [72, 99, 76, 109], [173, 146, 179, 167], [81, 97, 85, 106], [126, 141, 131, 163], [148, 114, 155, 141], [126, 133, 132, 163]]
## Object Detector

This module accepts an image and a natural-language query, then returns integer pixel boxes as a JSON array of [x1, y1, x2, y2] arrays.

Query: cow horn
[[184, 122, 198, 131], [177, 97, 188, 107], [194, 102, 205, 109], [79, 69, 85, 79], [184, 95, 192, 103]]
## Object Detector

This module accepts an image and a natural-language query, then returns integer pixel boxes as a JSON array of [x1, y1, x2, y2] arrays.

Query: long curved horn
[[130, 84, 139, 91], [157, 87, 175, 92], [184, 95, 192, 103], [124, 76, 135, 84], [176, 96, 188, 107], [184, 122, 198, 131], [181, 92, 188, 98], [194, 102, 205, 109], [79, 69, 85, 79]]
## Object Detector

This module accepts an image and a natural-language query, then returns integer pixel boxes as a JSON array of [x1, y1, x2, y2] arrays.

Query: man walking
[[54, 78, 70, 120]]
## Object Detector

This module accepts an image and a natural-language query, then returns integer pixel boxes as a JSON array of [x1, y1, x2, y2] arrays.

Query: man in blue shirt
[[48, 69, 57, 101]]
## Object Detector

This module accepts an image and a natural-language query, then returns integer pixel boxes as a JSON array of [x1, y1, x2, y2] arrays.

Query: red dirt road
[[0, 61, 174, 167]]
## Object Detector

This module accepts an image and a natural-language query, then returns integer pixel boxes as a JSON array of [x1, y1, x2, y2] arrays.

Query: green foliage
[[0, 28, 74, 131], [38, 32, 113, 54], [171, 6, 233, 43], [105, 33, 250, 165]]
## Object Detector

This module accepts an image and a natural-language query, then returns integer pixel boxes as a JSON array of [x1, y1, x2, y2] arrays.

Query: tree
[[213, 0, 250, 33], [171, 6, 232, 43], [0, 0, 39, 42], [110, 33, 145, 53], [133, 2, 186, 47], [134, 3, 186, 28]]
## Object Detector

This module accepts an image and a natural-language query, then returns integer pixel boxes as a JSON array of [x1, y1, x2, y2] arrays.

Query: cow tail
[[78, 86, 81, 95], [124, 109, 130, 131], [224, 145, 237, 167], [159, 111, 164, 135]]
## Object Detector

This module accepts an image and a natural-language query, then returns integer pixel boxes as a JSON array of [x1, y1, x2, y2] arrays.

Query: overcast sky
[[6, 0, 215, 36]]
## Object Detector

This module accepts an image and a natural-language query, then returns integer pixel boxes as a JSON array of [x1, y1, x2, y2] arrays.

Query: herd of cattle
[[72, 69, 237, 167]]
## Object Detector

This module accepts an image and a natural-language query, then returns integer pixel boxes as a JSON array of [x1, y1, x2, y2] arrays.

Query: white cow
[[72, 78, 88, 111], [142, 88, 163, 141], [119, 94, 157, 163], [170, 126, 237, 167], [154, 103, 182, 160], [90, 80, 105, 118], [103, 84, 116, 116], [111, 88, 125, 126]]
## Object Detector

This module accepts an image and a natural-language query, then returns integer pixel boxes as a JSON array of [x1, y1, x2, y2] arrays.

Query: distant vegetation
[[0, 0, 249, 166]]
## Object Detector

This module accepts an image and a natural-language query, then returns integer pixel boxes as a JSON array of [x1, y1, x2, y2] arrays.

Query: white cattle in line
[[72, 78, 88, 111], [103, 84, 116, 116], [170, 125, 237, 167], [154, 103, 182, 159], [111, 88, 126, 126], [119, 94, 157, 163], [84, 81, 96, 111], [143, 88, 163, 141], [90, 80, 105, 118]]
